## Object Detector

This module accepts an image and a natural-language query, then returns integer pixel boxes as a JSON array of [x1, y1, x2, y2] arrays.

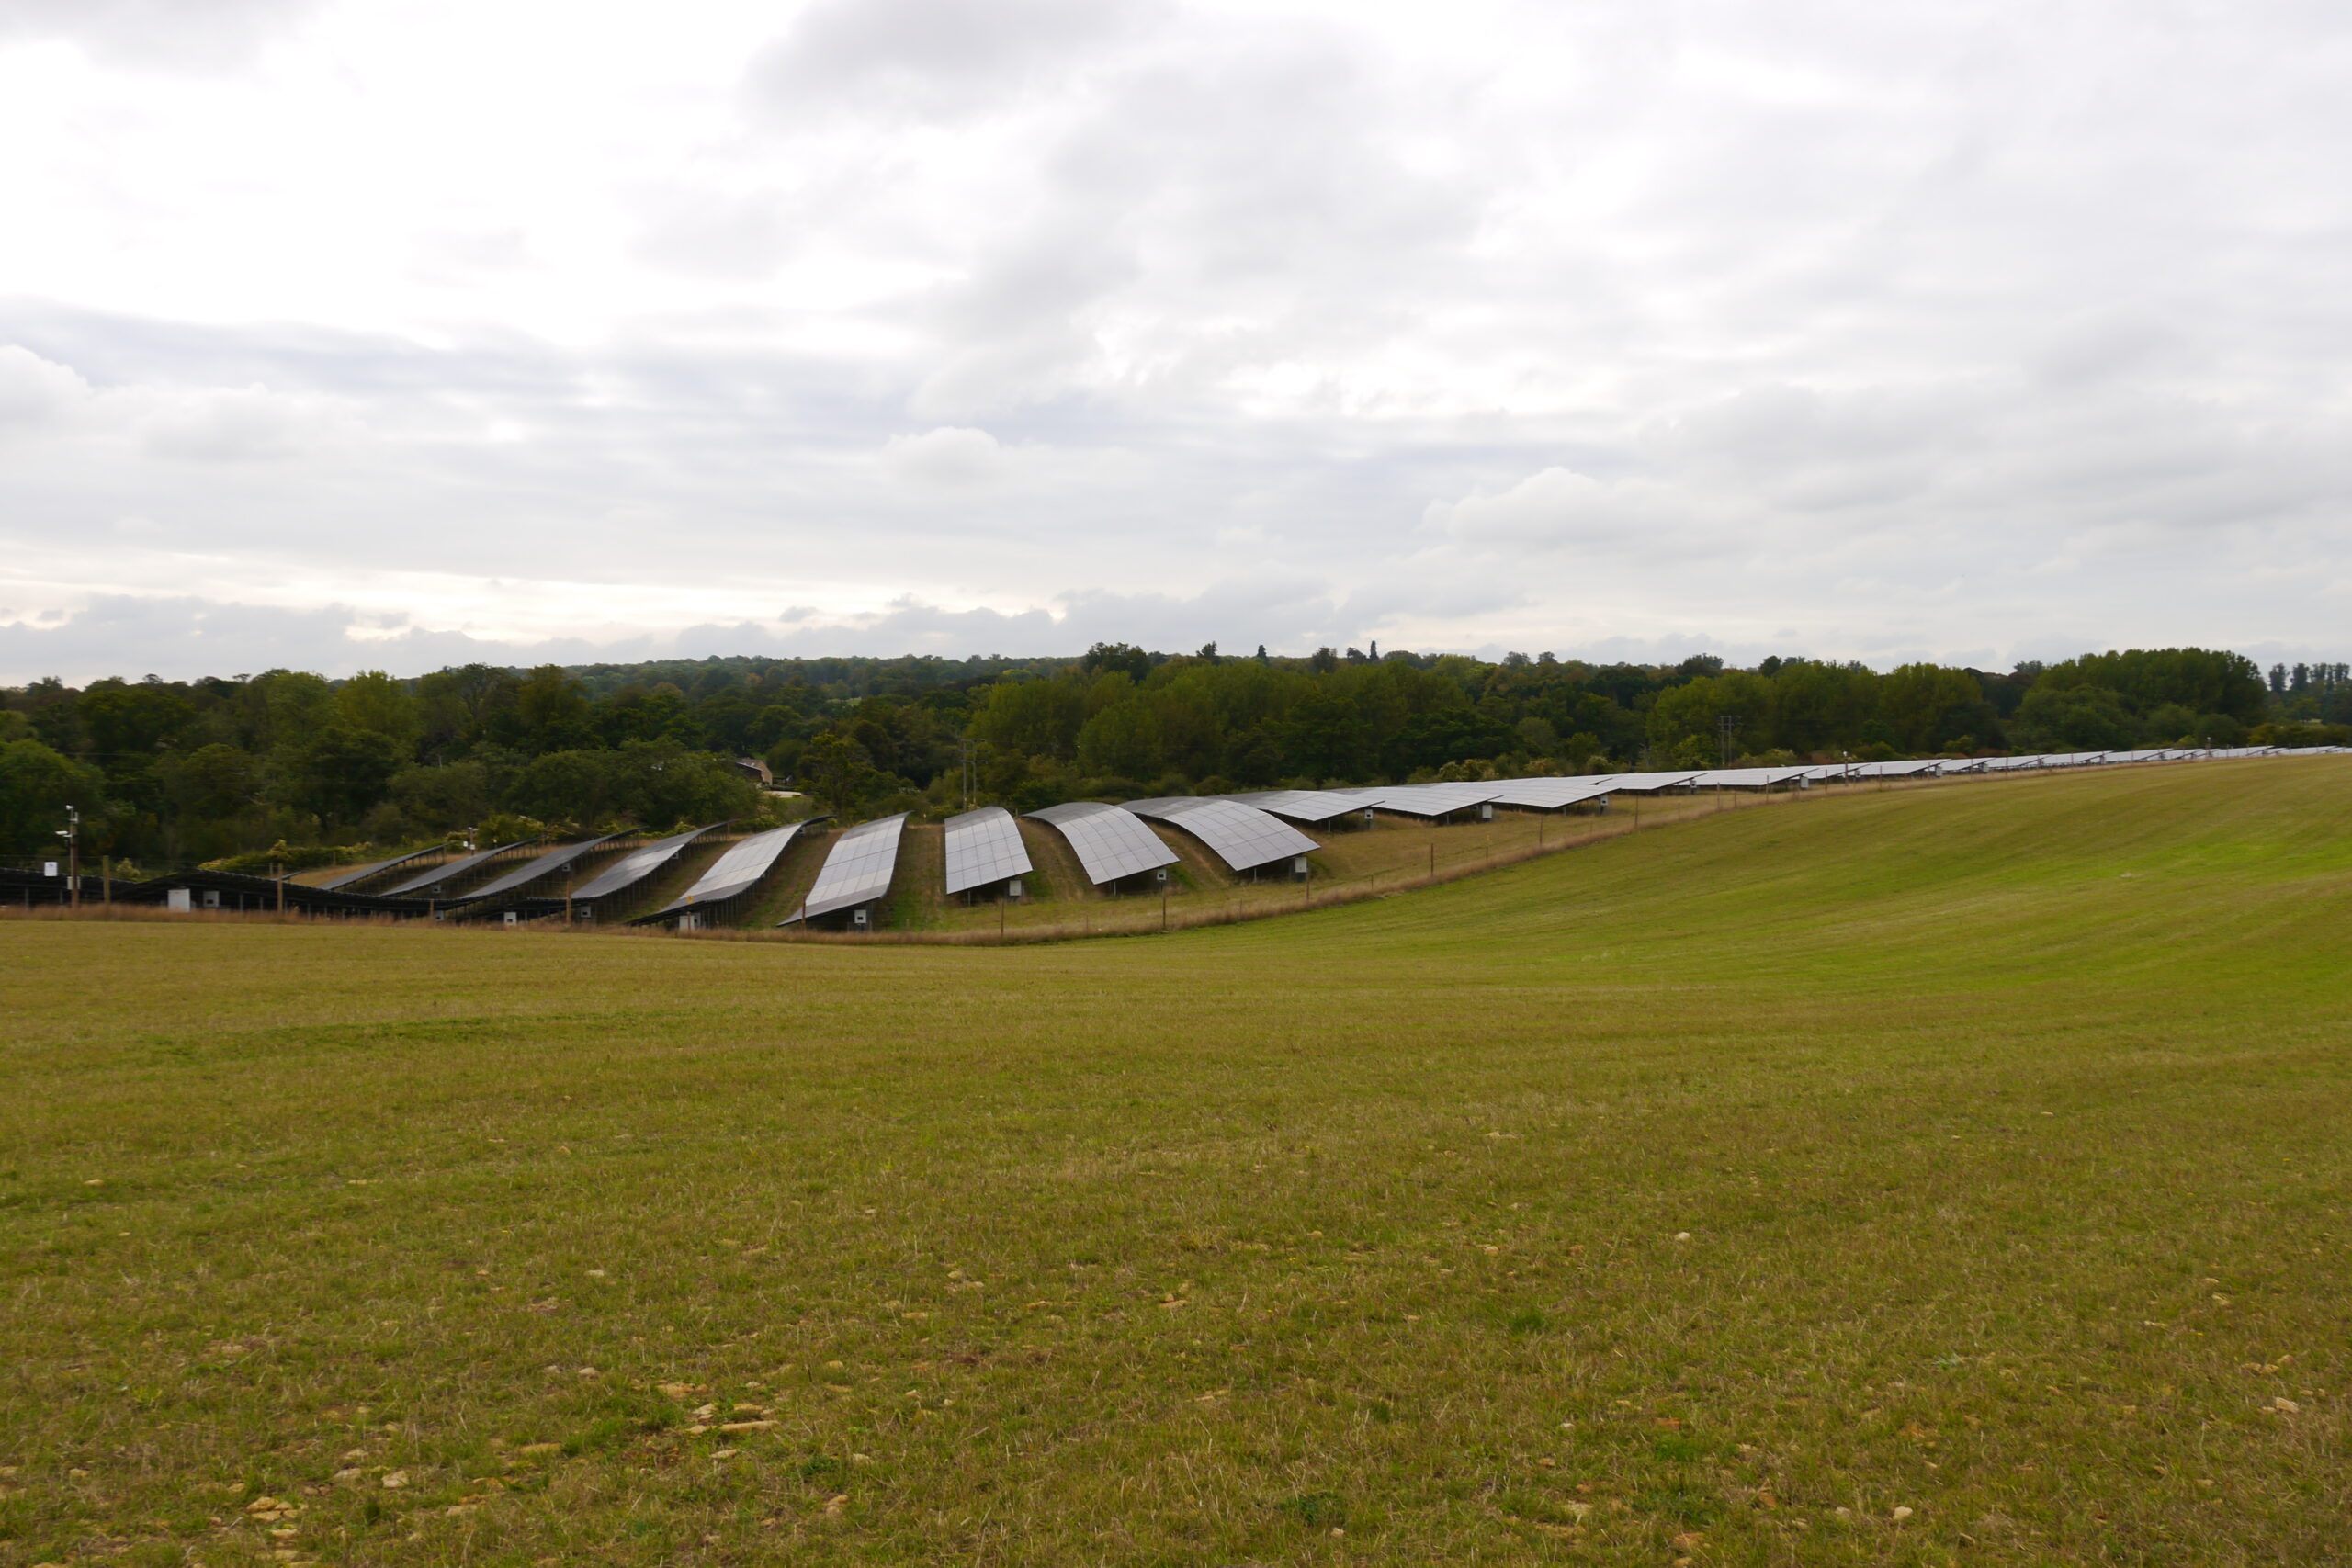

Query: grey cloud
[[0, 344, 86, 433], [1, 579, 1352, 685], [745, 0, 1159, 122], [0, 0, 320, 69]]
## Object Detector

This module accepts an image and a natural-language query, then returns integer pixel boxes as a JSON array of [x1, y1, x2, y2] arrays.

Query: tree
[[0, 739, 105, 856], [158, 744, 263, 821], [1080, 642, 1153, 682], [2036, 649, 2267, 724], [616, 741, 759, 828], [1076, 700, 1161, 780], [332, 670, 423, 749], [968, 675, 1087, 761], [279, 724, 410, 825], [1877, 664, 1997, 754], [796, 732, 897, 817], [2011, 684, 2135, 752], [390, 761, 492, 831], [505, 750, 626, 829], [516, 665, 595, 752], [77, 679, 194, 760]]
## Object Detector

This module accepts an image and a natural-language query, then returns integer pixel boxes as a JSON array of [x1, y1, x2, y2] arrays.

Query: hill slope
[[3, 757, 2348, 1564]]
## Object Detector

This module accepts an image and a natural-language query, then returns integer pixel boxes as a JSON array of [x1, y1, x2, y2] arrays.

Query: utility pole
[[60, 806, 79, 910]]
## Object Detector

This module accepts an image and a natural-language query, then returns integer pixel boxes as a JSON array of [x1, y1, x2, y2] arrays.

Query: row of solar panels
[[1218, 746, 2306, 824]]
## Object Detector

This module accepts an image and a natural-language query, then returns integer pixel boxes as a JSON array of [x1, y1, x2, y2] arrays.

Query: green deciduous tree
[[0, 739, 107, 856], [332, 670, 423, 749]]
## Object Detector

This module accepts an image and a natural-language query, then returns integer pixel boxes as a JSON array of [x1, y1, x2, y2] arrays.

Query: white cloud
[[0, 344, 87, 432], [881, 425, 1008, 486], [0, 0, 322, 71]]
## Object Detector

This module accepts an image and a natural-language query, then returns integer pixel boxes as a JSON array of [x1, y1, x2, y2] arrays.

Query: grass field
[[4, 758, 2349, 1565]]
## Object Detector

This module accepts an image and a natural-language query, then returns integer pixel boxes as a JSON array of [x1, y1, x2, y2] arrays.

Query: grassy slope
[[2, 759, 2348, 1566]]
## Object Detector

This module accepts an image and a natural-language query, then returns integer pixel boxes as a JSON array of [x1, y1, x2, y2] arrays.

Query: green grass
[[3, 758, 2349, 1565]]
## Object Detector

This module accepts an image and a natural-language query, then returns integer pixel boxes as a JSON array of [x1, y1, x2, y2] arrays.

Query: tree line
[[3, 643, 2342, 868]]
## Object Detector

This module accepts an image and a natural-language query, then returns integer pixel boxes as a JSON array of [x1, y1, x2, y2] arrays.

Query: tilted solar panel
[[317, 843, 443, 891], [1026, 801, 1178, 886], [1122, 797, 1317, 873], [1685, 767, 1814, 789], [1354, 782, 1510, 817], [944, 806, 1033, 896], [570, 825, 715, 903], [1589, 771, 1702, 792], [637, 821, 813, 922], [1223, 788, 1379, 825], [1484, 777, 1616, 809], [797, 813, 908, 920]]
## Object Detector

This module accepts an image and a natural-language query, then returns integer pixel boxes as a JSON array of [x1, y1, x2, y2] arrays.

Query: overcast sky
[[2, 0, 2346, 682]]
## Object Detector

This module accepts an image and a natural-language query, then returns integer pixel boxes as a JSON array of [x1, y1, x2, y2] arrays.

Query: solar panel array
[[1027, 801, 1179, 885], [639, 821, 812, 921], [1123, 797, 1318, 873], [944, 806, 1033, 895], [797, 813, 909, 920], [571, 825, 715, 903]]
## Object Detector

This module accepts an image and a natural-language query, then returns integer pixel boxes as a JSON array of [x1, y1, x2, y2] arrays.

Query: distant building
[[734, 756, 774, 787]]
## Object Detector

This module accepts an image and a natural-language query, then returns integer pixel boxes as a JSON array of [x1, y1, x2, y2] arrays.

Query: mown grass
[[2, 758, 2348, 1565]]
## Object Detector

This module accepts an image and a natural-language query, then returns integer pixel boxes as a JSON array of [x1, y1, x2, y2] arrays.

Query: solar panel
[[944, 806, 1033, 895], [383, 837, 538, 897], [460, 832, 623, 903], [1684, 767, 1813, 789], [797, 813, 908, 920], [638, 821, 814, 921], [1354, 782, 1510, 818], [1122, 797, 1317, 873], [317, 843, 443, 891], [569, 825, 714, 903], [1483, 777, 1617, 809], [1589, 771, 1702, 792], [1844, 759, 1943, 779], [1223, 788, 1380, 826], [1027, 801, 1179, 885]]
